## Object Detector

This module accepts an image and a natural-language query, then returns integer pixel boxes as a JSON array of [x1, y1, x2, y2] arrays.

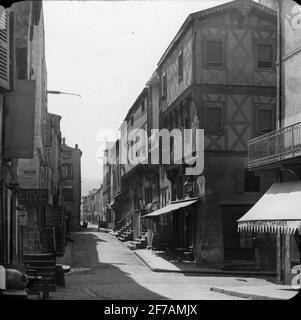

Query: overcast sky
[[43, 0, 230, 195]]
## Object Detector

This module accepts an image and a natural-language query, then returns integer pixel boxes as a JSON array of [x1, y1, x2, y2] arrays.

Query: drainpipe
[[275, 0, 284, 284], [276, 0, 282, 130]]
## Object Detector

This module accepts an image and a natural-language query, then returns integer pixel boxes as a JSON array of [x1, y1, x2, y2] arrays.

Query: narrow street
[[51, 226, 268, 300]]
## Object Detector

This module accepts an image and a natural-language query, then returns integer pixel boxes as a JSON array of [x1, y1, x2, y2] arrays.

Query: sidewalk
[[210, 285, 299, 300], [134, 249, 300, 300], [134, 249, 276, 276]]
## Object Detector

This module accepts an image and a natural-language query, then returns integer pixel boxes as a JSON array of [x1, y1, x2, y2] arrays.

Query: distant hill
[[81, 177, 102, 196]]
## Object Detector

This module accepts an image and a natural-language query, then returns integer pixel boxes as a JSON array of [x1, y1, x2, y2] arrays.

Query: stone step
[[127, 243, 136, 250], [130, 241, 141, 245]]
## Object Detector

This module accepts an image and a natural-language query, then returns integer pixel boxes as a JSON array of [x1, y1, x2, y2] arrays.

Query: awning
[[141, 198, 199, 219], [238, 181, 301, 234]]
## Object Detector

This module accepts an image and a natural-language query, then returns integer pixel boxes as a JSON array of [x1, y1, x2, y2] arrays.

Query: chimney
[[75, 144, 78, 149], [62, 137, 66, 145]]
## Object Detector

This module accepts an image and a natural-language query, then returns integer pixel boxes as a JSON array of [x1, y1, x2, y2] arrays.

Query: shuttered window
[[62, 164, 73, 179], [255, 104, 274, 136], [257, 44, 273, 69], [178, 50, 183, 81], [0, 9, 9, 90], [205, 40, 224, 68], [46, 116, 51, 146], [161, 72, 167, 98], [16, 47, 28, 80], [63, 151, 72, 159], [144, 186, 152, 205], [205, 101, 224, 134], [62, 187, 73, 201]]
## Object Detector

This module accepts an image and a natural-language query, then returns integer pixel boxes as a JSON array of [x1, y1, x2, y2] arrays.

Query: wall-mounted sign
[[18, 189, 48, 206], [4, 80, 36, 159]]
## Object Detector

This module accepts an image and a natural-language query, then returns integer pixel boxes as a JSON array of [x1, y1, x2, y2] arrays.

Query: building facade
[[0, 1, 55, 263], [0, 5, 17, 265], [61, 139, 82, 232], [81, 187, 104, 224], [154, 0, 278, 269], [242, 0, 301, 284]]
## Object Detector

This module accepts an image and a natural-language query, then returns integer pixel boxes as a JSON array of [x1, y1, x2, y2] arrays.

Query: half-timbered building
[[156, 0, 278, 270]]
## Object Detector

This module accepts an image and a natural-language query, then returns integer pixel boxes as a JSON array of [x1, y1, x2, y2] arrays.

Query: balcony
[[248, 122, 301, 169]]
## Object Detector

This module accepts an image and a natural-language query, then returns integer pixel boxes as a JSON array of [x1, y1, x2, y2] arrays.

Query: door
[[222, 205, 255, 261]]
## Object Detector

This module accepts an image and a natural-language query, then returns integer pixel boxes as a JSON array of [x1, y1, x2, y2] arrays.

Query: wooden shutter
[[16, 47, 27, 80], [255, 103, 274, 136], [257, 44, 273, 69], [206, 40, 223, 68], [205, 101, 223, 133], [178, 50, 183, 80], [46, 115, 51, 147], [0, 9, 10, 90]]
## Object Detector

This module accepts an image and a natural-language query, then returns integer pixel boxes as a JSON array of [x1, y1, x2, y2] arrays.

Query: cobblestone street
[[51, 226, 281, 300]]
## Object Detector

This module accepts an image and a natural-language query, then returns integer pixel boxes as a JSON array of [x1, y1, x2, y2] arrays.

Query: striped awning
[[238, 181, 301, 234], [141, 198, 199, 219]]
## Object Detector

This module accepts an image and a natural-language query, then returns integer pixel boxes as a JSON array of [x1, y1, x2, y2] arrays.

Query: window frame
[[161, 71, 167, 100], [255, 40, 275, 71], [254, 103, 275, 137], [62, 186, 73, 201], [63, 150, 72, 159], [178, 49, 184, 82], [244, 169, 261, 193], [204, 101, 225, 135], [141, 100, 145, 113], [62, 164, 73, 180], [204, 37, 225, 70]]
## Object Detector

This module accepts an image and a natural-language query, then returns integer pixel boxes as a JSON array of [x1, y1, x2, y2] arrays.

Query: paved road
[[52, 227, 262, 300]]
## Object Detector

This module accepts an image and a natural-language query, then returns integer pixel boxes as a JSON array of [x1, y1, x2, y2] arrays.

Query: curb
[[210, 287, 286, 300], [134, 251, 276, 277]]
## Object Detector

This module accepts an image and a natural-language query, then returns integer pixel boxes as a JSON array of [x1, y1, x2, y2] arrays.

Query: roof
[[142, 198, 199, 218], [238, 181, 301, 234], [124, 87, 148, 122], [157, 0, 277, 67]]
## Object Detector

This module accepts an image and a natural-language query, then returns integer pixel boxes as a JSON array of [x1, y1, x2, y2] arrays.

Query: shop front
[[142, 198, 199, 257], [238, 181, 301, 285]]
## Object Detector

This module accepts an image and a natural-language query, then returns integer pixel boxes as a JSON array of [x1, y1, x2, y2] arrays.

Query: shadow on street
[[65, 228, 168, 300]]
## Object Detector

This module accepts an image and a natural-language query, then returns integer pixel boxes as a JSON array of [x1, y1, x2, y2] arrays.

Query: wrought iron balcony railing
[[248, 121, 301, 168]]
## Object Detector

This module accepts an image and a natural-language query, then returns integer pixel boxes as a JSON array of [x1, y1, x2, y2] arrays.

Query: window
[[255, 104, 274, 136], [256, 44, 273, 69], [133, 194, 139, 210], [16, 47, 28, 80], [161, 72, 167, 99], [62, 164, 73, 179], [62, 187, 73, 201], [244, 170, 261, 192], [63, 151, 72, 159], [141, 100, 145, 113], [144, 186, 152, 205], [178, 50, 183, 81], [234, 169, 244, 194], [205, 101, 224, 134], [205, 40, 224, 68]]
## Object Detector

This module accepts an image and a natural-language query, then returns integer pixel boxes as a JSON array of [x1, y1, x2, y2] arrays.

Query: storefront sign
[[18, 189, 48, 206]]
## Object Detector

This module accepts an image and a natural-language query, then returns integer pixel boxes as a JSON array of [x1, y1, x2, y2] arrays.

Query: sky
[[43, 0, 230, 195]]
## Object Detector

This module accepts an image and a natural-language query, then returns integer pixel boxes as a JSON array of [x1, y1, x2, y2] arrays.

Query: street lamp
[[47, 90, 81, 97]]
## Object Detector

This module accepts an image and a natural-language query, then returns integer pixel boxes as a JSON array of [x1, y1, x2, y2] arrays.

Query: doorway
[[222, 205, 255, 261]]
